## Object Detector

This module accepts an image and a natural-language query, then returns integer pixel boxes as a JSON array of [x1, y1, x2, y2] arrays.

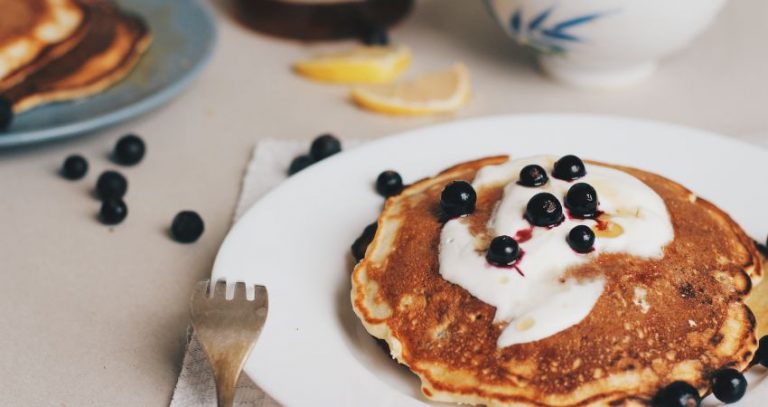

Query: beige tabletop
[[0, 0, 767, 405]]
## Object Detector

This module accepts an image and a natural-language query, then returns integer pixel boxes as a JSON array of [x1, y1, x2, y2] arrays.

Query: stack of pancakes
[[352, 156, 763, 406], [0, 0, 151, 127]]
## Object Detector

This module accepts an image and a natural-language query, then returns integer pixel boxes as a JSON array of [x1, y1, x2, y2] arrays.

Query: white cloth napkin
[[170, 139, 311, 407]]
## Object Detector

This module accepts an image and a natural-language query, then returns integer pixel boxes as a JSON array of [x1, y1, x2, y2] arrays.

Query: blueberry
[[565, 183, 599, 218], [61, 155, 88, 180], [711, 368, 747, 403], [0, 97, 13, 130], [310, 134, 341, 161], [486, 235, 520, 266], [96, 171, 127, 200], [351, 222, 378, 261], [567, 225, 595, 253], [525, 192, 564, 227], [113, 134, 145, 165], [518, 164, 548, 187], [652, 381, 701, 407], [440, 181, 476, 217], [753, 335, 768, 366], [99, 198, 128, 225], [171, 211, 205, 243], [553, 155, 586, 181], [288, 154, 314, 175], [755, 239, 768, 258], [376, 170, 403, 197], [362, 25, 389, 45]]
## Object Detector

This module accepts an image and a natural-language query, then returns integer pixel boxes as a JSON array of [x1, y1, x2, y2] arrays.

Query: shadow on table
[[410, 0, 536, 71], [206, 0, 239, 27]]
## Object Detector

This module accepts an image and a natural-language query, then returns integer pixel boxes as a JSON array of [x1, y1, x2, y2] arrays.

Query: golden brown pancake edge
[[1, 0, 152, 113], [0, 0, 85, 81]]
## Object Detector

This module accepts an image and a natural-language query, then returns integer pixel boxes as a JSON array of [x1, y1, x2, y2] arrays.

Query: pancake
[[351, 156, 761, 406], [0, 0, 84, 81], [1, 0, 151, 114], [747, 250, 768, 338], [0, 2, 92, 91]]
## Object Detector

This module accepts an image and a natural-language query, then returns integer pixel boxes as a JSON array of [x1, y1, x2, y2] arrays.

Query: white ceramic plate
[[212, 115, 768, 406]]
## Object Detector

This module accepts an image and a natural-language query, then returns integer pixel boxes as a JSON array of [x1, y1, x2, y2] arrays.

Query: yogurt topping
[[438, 156, 674, 347]]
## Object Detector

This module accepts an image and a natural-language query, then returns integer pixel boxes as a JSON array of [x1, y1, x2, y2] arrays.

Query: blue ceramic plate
[[0, 0, 217, 148]]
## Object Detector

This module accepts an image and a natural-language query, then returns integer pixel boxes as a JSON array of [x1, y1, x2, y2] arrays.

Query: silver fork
[[190, 280, 269, 407]]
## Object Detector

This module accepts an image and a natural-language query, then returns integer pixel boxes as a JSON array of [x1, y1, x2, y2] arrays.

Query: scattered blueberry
[[61, 155, 88, 180], [652, 381, 701, 407], [518, 164, 549, 187], [171, 211, 205, 243], [309, 134, 341, 161], [567, 225, 595, 253], [553, 155, 586, 181], [351, 222, 378, 261], [755, 239, 768, 258], [288, 154, 314, 175], [96, 171, 127, 200], [376, 170, 403, 197], [753, 335, 768, 366], [565, 183, 599, 218], [486, 235, 520, 266], [0, 97, 13, 130], [525, 192, 564, 227], [99, 198, 128, 225], [363, 25, 389, 45], [113, 134, 145, 165], [440, 181, 476, 217], [711, 368, 747, 403]]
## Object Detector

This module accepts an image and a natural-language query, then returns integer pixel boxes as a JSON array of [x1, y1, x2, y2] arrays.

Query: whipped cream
[[438, 156, 673, 347]]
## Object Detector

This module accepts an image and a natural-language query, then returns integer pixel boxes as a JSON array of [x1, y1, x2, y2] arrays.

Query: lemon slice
[[351, 64, 470, 116], [293, 46, 411, 84]]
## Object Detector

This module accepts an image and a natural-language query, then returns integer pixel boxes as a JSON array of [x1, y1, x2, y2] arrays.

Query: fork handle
[[212, 359, 241, 407]]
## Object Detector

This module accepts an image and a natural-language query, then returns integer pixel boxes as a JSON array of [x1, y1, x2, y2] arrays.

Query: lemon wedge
[[350, 63, 470, 116], [293, 46, 411, 84]]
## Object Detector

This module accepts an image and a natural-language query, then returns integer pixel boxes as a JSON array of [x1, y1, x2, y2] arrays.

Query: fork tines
[[197, 280, 266, 303]]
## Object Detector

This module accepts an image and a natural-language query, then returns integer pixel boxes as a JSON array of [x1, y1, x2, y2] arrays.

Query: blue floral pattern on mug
[[505, 6, 609, 54]]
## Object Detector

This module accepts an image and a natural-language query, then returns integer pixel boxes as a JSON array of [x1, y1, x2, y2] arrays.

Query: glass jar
[[234, 0, 413, 41]]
